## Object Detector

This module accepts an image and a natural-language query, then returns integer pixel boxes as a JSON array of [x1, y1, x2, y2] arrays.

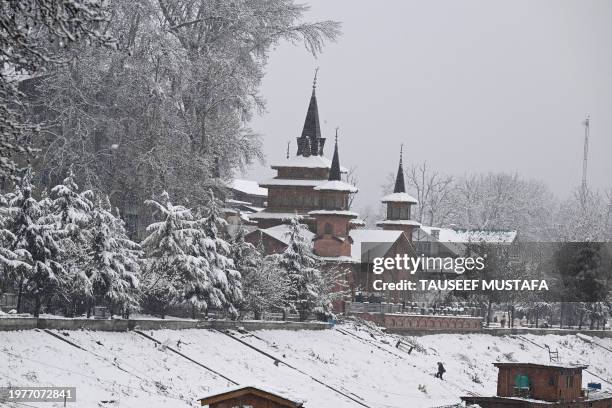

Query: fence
[[345, 301, 482, 317]]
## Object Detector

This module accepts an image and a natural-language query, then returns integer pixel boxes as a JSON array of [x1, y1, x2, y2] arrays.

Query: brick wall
[[354, 312, 483, 332], [313, 214, 352, 257], [497, 366, 583, 402]]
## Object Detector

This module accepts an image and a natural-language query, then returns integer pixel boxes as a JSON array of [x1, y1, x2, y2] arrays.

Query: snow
[[226, 198, 252, 206], [349, 229, 404, 260], [313, 180, 358, 192], [260, 224, 315, 246], [229, 179, 268, 197], [418, 226, 518, 244], [198, 384, 305, 405], [308, 210, 359, 217], [1, 325, 610, 408], [271, 155, 348, 173], [259, 178, 325, 187], [376, 219, 422, 226], [249, 212, 309, 220], [381, 192, 418, 204]]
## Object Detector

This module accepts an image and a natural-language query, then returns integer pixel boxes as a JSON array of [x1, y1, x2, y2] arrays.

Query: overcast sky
[[245, 0, 612, 213]]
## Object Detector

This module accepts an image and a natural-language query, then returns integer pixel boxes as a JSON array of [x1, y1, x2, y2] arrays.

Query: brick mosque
[[226, 77, 517, 312]]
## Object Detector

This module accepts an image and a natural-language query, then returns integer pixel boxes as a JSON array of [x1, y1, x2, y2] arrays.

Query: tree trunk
[[34, 294, 41, 318], [486, 300, 492, 327], [16, 275, 24, 313], [559, 303, 564, 329]]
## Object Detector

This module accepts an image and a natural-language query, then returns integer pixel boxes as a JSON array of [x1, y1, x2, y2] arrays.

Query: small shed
[[199, 386, 304, 408]]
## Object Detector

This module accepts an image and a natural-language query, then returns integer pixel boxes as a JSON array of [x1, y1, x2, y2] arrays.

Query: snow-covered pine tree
[[141, 190, 241, 318], [49, 166, 94, 315], [272, 216, 330, 321], [230, 225, 287, 319], [87, 197, 141, 318], [193, 189, 242, 318], [0, 189, 31, 297], [141, 191, 195, 317], [7, 170, 65, 316]]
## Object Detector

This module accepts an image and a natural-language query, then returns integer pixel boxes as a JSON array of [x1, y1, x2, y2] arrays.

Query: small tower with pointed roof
[[252, 72, 346, 229], [376, 146, 420, 240], [297, 68, 326, 157], [309, 131, 358, 257]]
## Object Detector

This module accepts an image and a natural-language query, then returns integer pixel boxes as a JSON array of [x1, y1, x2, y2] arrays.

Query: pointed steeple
[[296, 69, 326, 156], [329, 128, 341, 181], [393, 145, 406, 193]]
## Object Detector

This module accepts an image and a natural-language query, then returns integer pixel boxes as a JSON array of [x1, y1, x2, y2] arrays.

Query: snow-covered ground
[[1, 323, 611, 408]]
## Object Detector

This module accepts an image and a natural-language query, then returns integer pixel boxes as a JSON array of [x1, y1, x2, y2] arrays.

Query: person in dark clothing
[[435, 362, 446, 379]]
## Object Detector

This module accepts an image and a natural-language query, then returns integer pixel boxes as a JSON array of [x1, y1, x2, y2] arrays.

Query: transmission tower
[[581, 114, 590, 196]]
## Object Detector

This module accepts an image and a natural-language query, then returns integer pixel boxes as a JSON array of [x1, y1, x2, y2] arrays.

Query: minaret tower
[[296, 68, 326, 157], [376, 146, 420, 240], [309, 131, 358, 257]]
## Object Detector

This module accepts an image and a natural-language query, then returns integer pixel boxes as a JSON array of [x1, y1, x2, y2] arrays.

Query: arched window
[[324, 223, 333, 234]]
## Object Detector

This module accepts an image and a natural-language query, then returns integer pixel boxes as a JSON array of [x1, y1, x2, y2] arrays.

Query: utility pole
[[581, 114, 590, 198]]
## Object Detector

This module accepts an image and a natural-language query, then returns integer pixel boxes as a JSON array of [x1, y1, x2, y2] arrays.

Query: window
[[324, 223, 333, 234], [549, 376, 555, 386]]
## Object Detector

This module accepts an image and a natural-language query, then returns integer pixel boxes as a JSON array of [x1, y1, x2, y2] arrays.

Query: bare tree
[[0, 0, 115, 180], [381, 161, 455, 226], [26, 0, 341, 236], [346, 166, 358, 209]]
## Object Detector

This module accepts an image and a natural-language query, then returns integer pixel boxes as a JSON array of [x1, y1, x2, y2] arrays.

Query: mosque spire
[[296, 68, 325, 156], [328, 127, 341, 181], [393, 144, 406, 193]]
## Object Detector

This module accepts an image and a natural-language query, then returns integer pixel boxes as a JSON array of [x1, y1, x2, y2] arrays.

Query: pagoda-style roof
[[314, 180, 358, 192], [308, 209, 359, 218], [381, 192, 418, 204], [376, 219, 421, 227], [259, 178, 324, 188], [270, 155, 347, 172], [381, 146, 417, 203]]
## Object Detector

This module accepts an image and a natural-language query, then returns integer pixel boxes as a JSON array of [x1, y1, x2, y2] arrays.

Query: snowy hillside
[[1, 324, 611, 408]]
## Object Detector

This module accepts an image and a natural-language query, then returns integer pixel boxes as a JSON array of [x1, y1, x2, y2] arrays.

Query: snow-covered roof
[[381, 192, 418, 204], [308, 210, 359, 218], [492, 362, 588, 370], [419, 226, 517, 244], [376, 219, 421, 227], [200, 385, 304, 406], [270, 155, 348, 172], [260, 224, 315, 246], [248, 212, 310, 220], [226, 198, 252, 206], [313, 180, 358, 192], [349, 229, 404, 260], [243, 205, 265, 213], [349, 218, 366, 226], [229, 179, 268, 197], [259, 178, 324, 188]]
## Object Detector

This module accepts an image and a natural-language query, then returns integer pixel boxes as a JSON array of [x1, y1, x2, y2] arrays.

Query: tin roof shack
[[462, 363, 612, 408], [199, 386, 304, 408]]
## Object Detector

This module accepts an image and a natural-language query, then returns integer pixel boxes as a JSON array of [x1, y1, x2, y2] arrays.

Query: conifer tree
[[49, 166, 94, 315], [87, 197, 140, 317], [7, 171, 65, 316], [272, 216, 330, 321], [193, 190, 242, 317], [230, 226, 290, 319], [141, 190, 241, 318]]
